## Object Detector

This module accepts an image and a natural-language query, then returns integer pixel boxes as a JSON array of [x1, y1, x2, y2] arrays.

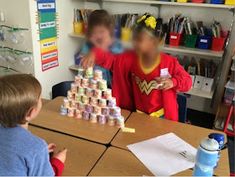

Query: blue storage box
[[74, 52, 82, 65], [114, 26, 121, 39], [197, 35, 212, 50], [210, 0, 224, 4]]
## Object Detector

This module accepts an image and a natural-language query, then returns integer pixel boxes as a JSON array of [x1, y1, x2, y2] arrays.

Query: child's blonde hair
[[0, 74, 41, 127]]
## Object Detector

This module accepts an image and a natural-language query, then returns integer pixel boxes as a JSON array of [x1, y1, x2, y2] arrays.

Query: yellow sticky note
[[121, 127, 135, 133]]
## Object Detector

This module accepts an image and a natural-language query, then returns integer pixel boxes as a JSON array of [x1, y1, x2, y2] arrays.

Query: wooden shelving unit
[[69, 33, 86, 40], [69, 64, 81, 71], [214, 58, 235, 130], [163, 45, 223, 58], [187, 88, 213, 99], [71, 0, 235, 103], [86, 0, 235, 9], [69, 33, 223, 59]]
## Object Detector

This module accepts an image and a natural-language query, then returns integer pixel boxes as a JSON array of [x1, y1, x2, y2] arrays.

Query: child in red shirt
[[80, 10, 134, 111], [82, 14, 192, 121]]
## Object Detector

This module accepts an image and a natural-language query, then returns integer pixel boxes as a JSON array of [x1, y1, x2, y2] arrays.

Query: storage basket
[[225, 0, 235, 5]]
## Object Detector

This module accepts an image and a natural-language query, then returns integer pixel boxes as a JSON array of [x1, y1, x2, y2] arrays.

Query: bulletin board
[[37, 0, 59, 71]]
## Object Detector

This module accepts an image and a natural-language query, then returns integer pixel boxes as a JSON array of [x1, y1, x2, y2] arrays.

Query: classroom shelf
[[69, 33, 86, 40], [86, 0, 235, 9], [69, 64, 213, 99], [69, 64, 81, 71], [186, 88, 213, 99], [69, 33, 224, 58], [163, 45, 223, 58], [215, 115, 233, 131], [122, 40, 224, 58]]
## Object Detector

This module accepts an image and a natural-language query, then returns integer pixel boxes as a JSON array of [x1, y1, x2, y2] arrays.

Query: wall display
[[37, 0, 59, 71]]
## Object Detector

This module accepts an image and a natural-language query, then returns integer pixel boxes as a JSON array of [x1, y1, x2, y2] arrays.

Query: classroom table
[[42, 98, 50, 106], [89, 147, 194, 176], [89, 147, 152, 176], [111, 112, 230, 176], [31, 96, 131, 144], [29, 126, 106, 176]]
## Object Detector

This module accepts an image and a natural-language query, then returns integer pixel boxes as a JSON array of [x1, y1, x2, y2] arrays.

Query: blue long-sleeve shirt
[[0, 125, 54, 176]]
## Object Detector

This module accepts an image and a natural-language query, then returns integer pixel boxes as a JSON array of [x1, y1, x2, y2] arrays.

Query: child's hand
[[156, 77, 174, 90], [53, 149, 67, 163], [48, 143, 56, 153], [81, 52, 95, 69]]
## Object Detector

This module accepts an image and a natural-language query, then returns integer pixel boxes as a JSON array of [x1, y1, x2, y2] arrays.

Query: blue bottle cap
[[208, 133, 225, 148]]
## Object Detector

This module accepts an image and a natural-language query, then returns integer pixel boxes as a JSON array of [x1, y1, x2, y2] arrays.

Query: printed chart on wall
[[37, 0, 59, 71]]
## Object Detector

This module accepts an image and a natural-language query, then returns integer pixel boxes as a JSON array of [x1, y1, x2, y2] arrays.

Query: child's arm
[[162, 89, 179, 121], [50, 158, 65, 176], [171, 59, 192, 92], [51, 149, 67, 176], [82, 48, 135, 72], [92, 48, 116, 70]]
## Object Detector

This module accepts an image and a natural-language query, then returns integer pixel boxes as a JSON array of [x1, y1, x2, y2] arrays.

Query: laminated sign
[[37, 0, 59, 71]]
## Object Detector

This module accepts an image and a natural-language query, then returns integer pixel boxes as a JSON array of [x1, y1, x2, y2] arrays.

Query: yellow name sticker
[[121, 127, 136, 133]]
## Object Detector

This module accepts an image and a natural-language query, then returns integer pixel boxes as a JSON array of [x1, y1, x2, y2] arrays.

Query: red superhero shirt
[[93, 48, 192, 121]]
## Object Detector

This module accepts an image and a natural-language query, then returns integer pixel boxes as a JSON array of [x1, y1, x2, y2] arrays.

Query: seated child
[[79, 9, 134, 111], [0, 74, 67, 176], [82, 14, 192, 121], [79, 9, 123, 88]]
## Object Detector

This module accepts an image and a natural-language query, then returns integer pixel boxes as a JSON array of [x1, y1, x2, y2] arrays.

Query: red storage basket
[[169, 33, 182, 47], [83, 23, 88, 33], [212, 37, 226, 51]]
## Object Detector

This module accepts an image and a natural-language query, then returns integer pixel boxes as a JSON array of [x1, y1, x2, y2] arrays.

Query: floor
[[187, 109, 235, 174]]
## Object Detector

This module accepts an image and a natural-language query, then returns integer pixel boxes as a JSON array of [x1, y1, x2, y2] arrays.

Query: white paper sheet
[[127, 133, 197, 176]]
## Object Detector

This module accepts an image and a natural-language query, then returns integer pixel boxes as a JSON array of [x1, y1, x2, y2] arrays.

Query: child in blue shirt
[[0, 74, 67, 176], [77, 10, 123, 88]]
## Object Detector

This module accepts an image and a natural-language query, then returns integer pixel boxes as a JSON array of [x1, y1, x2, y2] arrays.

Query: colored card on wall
[[37, 0, 56, 13], [37, 0, 59, 71], [42, 59, 59, 71], [41, 49, 59, 71], [39, 11, 56, 22], [38, 12, 57, 40], [40, 37, 57, 53], [39, 27, 57, 40]]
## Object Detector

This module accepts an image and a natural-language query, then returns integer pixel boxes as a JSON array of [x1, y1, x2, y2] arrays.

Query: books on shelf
[[85, 0, 235, 9]]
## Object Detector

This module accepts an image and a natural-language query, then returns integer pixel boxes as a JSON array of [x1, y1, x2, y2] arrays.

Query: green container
[[184, 34, 198, 48]]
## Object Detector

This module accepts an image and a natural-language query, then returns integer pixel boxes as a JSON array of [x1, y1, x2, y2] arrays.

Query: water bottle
[[208, 133, 225, 167], [193, 138, 219, 176]]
